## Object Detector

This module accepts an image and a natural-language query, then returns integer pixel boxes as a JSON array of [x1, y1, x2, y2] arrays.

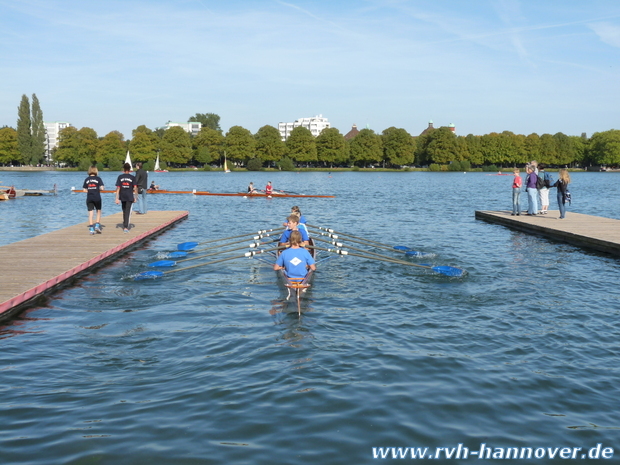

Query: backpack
[[544, 172, 554, 188], [535, 173, 545, 189]]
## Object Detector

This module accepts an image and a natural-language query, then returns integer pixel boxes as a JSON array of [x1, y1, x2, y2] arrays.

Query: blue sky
[[1, 0, 619, 139]]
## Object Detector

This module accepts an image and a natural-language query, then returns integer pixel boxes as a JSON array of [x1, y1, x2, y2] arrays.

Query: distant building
[[344, 124, 360, 140], [44, 121, 72, 161], [278, 115, 330, 141], [160, 121, 202, 136], [419, 120, 455, 136]]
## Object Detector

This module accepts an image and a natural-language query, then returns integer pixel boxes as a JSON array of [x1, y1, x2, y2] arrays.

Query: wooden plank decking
[[475, 210, 620, 256], [0, 210, 188, 321]]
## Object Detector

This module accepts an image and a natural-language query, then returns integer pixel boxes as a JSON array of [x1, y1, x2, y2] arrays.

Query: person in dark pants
[[82, 165, 104, 234], [115, 163, 137, 233], [134, 162, 148, 214]]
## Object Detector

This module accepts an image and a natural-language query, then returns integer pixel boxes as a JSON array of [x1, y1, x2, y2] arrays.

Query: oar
[[279, 189, 301, 195], [177, 228, 284, 251], [149, 241, 270, 267], [308, 246, 465, 277], [135, 249, 275, 280], [307, 224, 430, 257]]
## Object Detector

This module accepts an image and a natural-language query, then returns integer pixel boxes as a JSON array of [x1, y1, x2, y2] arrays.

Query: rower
[[283, 206, 307, 227], [265, 181, 273, 196], [274, 231, 316, 278], [279, 215, 309, 247], [248, 182, 257, 194]]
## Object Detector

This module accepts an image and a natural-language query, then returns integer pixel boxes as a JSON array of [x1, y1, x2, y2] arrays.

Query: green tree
[[425, 127, 457, 164], [589, 130, 620, 166], [569, 134, 588, 166], [77, 127, 99, 164], [553, 132, 575, 166], [316, 127, 347, 167], [286, 126, 317, 163], [189, 113, 221, 132], [161, 126, 192, 165], [254, 125, 286, 165], [194, 127, 224, 165], [349, 128, 382, 167], [464, 134, 484, 166], [0, 127, 20, 165], [130, 125, 158, 163], [30, 94, 46, 165], [16, 94, 32, 164], [524, 133, 540, 163], [54, 126, 81, 165], [538, 134, 557, 165], [96, 131, 126, 167], [224, 126, 255, 163], [381, 127, 414, 166]]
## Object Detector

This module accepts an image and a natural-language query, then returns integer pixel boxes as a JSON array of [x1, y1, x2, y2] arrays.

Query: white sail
[[224, 154, 231, 173], [154, 153, 161, 171], [125, 151, 132, 171]]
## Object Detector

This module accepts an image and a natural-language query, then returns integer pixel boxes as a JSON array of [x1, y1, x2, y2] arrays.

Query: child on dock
[[82, 166, 104, 234], [553, 169, 571, 219], [511, 168, 522, 216]]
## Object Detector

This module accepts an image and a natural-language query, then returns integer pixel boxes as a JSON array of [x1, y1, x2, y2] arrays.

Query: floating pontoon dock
[[0, 210, 188, 322], [475, 210, 620, 256]]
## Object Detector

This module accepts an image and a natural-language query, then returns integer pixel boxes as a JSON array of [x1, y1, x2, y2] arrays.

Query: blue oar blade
[[432, 266, 465, 277], [135, 271, 165, 280], [177, 241, 198, 251], [148, 260, 176, 267], [393, 246, 410, 251], [168, 251, 188, 258]]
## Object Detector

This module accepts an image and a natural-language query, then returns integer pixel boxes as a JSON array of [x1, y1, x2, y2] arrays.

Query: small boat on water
[[71, 188, 335, 198], [0, 186, 16, 200], [224, 154, 231, 173], [125, 151, 133, 171]]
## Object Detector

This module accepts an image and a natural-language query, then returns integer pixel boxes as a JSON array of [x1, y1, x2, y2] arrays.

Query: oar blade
[[405, 251, 434, 258], [168, 251, 188, 258], [177, 241, 198, 251], [135, 270, 165, 280], [431, 266, 465, 277], [148, 260, 176, 267], [393, 246, 410, 251]]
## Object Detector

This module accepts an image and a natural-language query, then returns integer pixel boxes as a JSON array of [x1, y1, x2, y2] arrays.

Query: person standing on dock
[[525, 165, 539, 215], [115, 163, 137, 233], [511, 168, 522, 216], [82, 166, 104, 234], [553, 169, 571, 219], [134, 162, 148, 215]]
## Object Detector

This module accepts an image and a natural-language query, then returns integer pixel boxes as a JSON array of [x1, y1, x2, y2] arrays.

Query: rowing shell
[[72, 189, 334, 198]]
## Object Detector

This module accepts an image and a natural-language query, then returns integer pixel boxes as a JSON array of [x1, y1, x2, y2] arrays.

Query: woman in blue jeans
[[525, 165, 538, 215], [553, 169, 571, 219]]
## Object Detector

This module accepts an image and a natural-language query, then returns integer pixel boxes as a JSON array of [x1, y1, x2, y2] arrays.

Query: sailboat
[[154, 152, 168, 172], [224, 152, 231, 173], [125, 151, 133, 171]]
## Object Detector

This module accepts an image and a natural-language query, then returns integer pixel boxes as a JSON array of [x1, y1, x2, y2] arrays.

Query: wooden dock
[[475, 210, 620, 256], [0, 210, 188, 321]]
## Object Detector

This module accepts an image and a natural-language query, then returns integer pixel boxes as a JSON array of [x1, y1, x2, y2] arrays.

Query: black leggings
[[121, 200, 133, 229]]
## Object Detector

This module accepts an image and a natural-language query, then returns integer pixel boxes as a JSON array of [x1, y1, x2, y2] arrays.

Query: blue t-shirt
[[276, 247, 315, 278], [116, 173, 136, 202], [83, 175, 104, 202], [279, 227, 309, 244]]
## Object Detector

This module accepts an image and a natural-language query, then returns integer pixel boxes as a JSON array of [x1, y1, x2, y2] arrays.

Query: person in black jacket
[[553, 169, 571, 219], [134, 162, 148, 214]]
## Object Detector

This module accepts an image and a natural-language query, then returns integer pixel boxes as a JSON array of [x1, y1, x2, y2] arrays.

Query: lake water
[[1, 170, 619, 464]]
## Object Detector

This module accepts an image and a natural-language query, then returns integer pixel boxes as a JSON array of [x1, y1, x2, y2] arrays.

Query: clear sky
[[1, 0, 619, 139]]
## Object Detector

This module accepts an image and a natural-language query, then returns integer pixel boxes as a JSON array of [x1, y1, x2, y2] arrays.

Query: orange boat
[[72, 189, 334, 198]]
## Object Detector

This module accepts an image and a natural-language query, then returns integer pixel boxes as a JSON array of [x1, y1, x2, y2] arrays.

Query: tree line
[[2, 97, 620, 169]]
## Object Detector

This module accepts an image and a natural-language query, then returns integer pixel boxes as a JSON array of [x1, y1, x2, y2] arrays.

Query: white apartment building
[[278, 115, 330, 141], [44, 121, 72, 161], [161, 121, 202, 136]]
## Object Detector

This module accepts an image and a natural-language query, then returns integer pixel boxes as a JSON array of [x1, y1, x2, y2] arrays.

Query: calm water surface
[[0, 170, 619, 464]]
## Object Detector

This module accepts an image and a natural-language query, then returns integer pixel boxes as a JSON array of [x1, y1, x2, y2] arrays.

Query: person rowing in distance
[[247, 182, 257, 194], [279, 215, 310, 247], [274, 230, 316, 279], [265, 181, 273, 196]]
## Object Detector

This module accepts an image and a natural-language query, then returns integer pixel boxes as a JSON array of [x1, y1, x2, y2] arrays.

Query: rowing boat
[[0, 186, 16, 200], [71, 189, 335, 198]]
